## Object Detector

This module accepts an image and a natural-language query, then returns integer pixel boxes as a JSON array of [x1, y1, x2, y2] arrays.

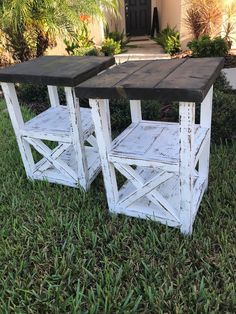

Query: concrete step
[[115, 53, 170, 63]]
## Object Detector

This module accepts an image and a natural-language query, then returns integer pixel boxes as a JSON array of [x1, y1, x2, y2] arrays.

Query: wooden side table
[[0, 56, 115, 190], [76, 58, 224, 234]]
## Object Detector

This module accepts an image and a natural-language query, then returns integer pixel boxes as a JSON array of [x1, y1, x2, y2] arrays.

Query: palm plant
[[0, 0, 119, 61]]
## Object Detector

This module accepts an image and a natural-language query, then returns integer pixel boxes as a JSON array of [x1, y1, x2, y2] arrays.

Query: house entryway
[[125, 0, 151, 36], [115, 36, 170, 63]]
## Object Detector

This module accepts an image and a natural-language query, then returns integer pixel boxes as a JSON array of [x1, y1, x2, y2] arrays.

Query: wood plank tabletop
[[0, 56, 115, 87], [75, 58, 224, 102]]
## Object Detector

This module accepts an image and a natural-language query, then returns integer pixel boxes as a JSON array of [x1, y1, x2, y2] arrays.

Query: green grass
[[0, 100, 235, 313]]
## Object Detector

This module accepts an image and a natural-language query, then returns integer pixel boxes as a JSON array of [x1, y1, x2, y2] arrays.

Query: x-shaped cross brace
[[114, 163, 180, 222], [24, 137, 78, 181]]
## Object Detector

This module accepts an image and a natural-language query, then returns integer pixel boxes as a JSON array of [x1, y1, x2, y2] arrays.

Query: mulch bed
[[224, 55, 236, 68], [172, 51, 236, 68]]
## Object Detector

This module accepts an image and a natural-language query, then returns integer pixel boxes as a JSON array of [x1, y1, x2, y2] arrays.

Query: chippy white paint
[[1, 83, 101, 190], [90, 91, 213, 235]]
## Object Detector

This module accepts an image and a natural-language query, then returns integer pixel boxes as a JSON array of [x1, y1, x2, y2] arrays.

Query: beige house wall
[[158, 0, 192, 49], [179, 0, 193, 49], [105, 2, 126, 37], [229, 15, 236, 48], [159, 0, 181, 31], [88, 17, 105, 45]]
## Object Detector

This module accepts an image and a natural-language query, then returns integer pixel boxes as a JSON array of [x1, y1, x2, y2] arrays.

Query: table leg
[[179, 102, 195, 235], [130, 100, 142, 123], [1, 82, 35, 178], [89, 99, 118, 211], [47, 86, 60, 107], [65, 87, 89, 190], [199, 86, 213, 190]]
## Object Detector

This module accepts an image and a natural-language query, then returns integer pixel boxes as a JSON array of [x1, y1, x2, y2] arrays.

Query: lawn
[[0, 99, 235, 313]]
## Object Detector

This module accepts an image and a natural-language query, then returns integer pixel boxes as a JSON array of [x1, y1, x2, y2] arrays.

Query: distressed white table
[[76, 58, 224, 234], [0, 56, 115, 190]]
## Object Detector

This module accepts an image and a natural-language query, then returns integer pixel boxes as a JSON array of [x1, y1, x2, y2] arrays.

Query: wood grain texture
[[0, 56, 115, 87], [76, 58, 224, 102]]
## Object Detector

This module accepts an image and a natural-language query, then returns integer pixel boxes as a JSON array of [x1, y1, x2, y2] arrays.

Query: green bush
[[101, 38, 121, 56], [156, 25, 181, 55], [104, 26, 125, 49], [64, 45, 100, 56], [211, 89, 236, 143], [64, 22, 101, 57], [109, 99, 179, 133], [16, 84, 66, 114], [214, 73, 233, 92], [108, 31, 125, 47], [187, 35, 229, 57], [17, 84, 48, 104]]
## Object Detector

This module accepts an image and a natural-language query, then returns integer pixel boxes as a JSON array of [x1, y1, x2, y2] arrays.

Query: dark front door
[[125, 0, 151, 36]]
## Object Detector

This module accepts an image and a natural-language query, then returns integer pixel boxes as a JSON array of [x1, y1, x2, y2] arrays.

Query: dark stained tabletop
[[0, 56, 115, 87], [75, 58, 224, 102]]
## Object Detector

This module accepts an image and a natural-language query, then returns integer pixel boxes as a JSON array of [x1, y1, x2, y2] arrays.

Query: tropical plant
[[185, 0, 223, 39], [187, 35, 229, 57], [101, 38, 121, 56], [0, 0, 119, 62], [104, 24, 125, 48], [64, 16, 96, 56], [156, 25, 181, 55]]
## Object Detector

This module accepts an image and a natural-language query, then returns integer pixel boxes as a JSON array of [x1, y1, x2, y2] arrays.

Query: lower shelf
[[114, 167, 207, 228], [33, 145, 101, 188]]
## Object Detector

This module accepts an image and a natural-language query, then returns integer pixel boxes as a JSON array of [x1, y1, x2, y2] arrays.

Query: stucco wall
[[228, 15, 236, 48], [158, 0, 192, 49], [179, 0, 193, 49], [105, 2, 126, 36], [88, 17, 105, 45], [159, 0, 181, 31]]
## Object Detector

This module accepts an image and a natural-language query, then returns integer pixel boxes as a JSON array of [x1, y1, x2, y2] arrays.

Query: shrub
[[64, 44, 100, 56], [214, 73, 233, 92], [187, 36, 229, 57], [17, 84, 49, 104], [64, 22, 97, 56], [0, 45, 11, 67], [101, 38, 121, 56], [211, 89, 236, 143], [156, 25, 181, 55], [104, 25, 125, 49], [16, 84, 66, 114]]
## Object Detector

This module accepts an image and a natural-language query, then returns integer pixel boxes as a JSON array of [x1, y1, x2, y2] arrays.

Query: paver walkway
[[115, 36, 170, 63]]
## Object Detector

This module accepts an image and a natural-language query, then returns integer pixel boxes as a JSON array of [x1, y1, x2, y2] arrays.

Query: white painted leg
[[130, 100, 142, 123], [47, 86, 60, 107], [65, 87, 89, 190], [199, 86, 213, 190], [179, 102, 195, 235], [89, 99, 118, 211], [1, 82, 35, 178]]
